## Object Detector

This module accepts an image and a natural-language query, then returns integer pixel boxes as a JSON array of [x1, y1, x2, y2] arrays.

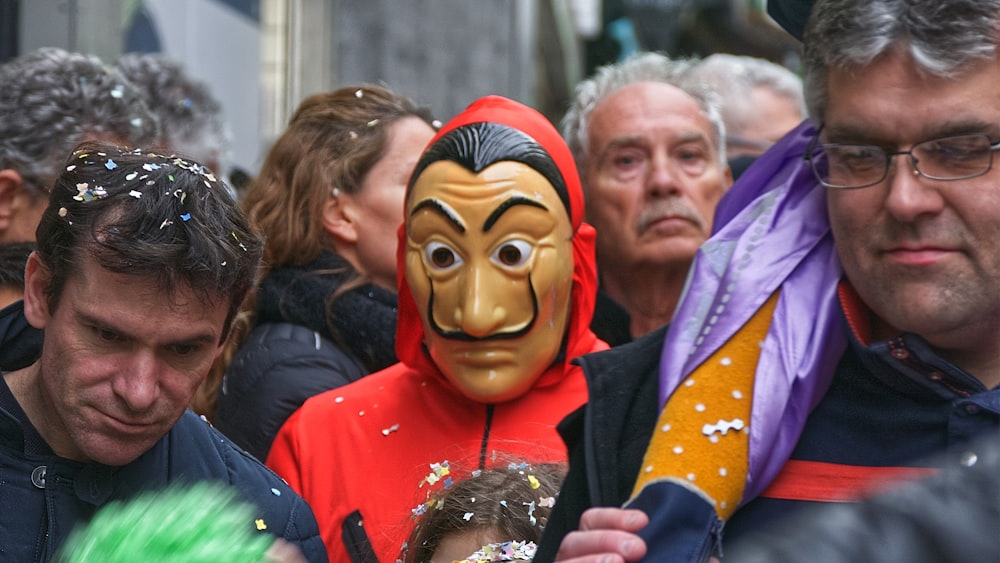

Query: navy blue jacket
[[0, 302, 328, 562]]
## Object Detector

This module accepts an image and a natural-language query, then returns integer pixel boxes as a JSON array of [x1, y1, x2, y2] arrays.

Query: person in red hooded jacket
[[266, 95, 608, 563]]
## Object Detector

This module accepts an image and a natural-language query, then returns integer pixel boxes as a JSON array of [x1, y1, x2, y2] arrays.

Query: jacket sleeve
[[215, 322, 367, 461], [119, 413, 330, 562], [534, 405, 589, 562], [217, 427, 329, 563], [265, 403, 309, 496]]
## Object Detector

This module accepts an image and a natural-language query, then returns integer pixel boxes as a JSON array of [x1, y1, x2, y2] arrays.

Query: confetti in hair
[[455, 540, 537, 562], [53, 483, 275, 563]]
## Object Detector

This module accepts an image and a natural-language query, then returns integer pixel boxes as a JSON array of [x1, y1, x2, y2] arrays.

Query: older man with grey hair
[[562, 51, 732, 346]]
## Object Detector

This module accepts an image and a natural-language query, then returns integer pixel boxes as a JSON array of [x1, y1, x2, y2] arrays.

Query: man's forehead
[[409, 160, 559, 203]]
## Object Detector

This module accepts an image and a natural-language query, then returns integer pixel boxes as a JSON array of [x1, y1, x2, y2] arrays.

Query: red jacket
[[267, 96, 606, 563]]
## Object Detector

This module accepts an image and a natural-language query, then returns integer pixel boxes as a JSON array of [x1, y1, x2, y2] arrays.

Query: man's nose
[[453, 265, 509, 338], [883, 154, 946, 222], [646, 152, 682, 198], [113, 350, 161, 412]]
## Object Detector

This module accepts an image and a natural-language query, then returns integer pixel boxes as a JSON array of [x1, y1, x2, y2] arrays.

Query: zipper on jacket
[[478, 404, 495, 470]]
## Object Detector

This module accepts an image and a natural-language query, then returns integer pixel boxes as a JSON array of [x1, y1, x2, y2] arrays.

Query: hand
[[265, 539, 308, 563], [554, 507, 649, 563]]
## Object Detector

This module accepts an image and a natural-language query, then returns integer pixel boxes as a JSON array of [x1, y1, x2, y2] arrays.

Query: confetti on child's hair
[[539, 496, 555, 508], [432, 119, 443, 129], [180, 213, 192, 222], [160, 219, 174, 229], [349, 131, 359, 140], [128, 190, 142, 199], [355, 89, 364, 98], [525, 500, 538, 526], [367, 119, 380, 127], [411, 501, 429, 519], [419, 461, 451, 488], [454, 540, 537, 562], [58, 207, 67, 217], [104, 159, 117, 170], [463, 512, 474, 521], [110, 85, 124, 98], [126, 172, 138, 181], [66, 165, 76, 172], [254, 518, 267, 531], [527, 475, 540, 489]]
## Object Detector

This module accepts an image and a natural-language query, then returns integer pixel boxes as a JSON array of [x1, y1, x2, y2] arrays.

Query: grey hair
[[688, 53, 805, 138], [803, 0, 1000, 121], [115, 53, 230, 173], [0, 47, 160, 198], [562, 51, 727, 175]]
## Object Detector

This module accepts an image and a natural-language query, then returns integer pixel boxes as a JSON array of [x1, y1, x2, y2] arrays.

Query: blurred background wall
[[0, 0, 799, 178]]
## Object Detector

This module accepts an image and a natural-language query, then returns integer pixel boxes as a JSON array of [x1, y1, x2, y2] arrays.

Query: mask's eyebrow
[[483, 195, 548, 232], [410, 198, 466, 233]]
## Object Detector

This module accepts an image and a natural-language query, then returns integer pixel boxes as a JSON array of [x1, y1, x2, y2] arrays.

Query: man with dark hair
[[0, 47, 159, 244], [267, 95, 607, 562], [537, 0, 1000, 561], [0, 141, 327, 561]]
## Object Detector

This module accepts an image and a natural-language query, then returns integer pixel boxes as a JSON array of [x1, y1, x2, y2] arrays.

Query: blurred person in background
[[211, 86, 436, 459], [688, 53, 806, 177], [0, 47, 158, 244], [115, 52, 231, 186]]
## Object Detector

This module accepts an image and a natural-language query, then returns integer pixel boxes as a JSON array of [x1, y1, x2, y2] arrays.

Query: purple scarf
[[658, 120, 847, 505]]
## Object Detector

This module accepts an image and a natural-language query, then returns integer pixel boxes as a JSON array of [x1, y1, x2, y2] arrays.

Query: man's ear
[[723, 164, 734, 189], [321, 189, 359, 244], [0, 169, 26, 236], [22, 251, 52, 330]]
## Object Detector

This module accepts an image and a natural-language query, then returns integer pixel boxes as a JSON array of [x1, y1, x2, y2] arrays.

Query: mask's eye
[[491, 239, 533, 268], [424, 241, 463, 272]]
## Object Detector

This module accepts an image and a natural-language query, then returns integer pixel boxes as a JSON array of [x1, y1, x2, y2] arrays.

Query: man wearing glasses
[[534, 0, 1000, 561]]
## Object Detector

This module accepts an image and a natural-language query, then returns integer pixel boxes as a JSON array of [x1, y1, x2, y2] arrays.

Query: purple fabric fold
[[657, 120, 847, 505]]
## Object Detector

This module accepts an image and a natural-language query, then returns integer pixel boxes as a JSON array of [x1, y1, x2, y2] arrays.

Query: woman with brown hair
[[211, 85, 436, 461]]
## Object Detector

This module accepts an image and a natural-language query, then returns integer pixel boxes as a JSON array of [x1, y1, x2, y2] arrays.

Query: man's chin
[[444, 368, 538, 404]]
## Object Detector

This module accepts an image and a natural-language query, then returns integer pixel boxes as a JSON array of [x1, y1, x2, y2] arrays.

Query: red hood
[[394, 95, 600, 395]]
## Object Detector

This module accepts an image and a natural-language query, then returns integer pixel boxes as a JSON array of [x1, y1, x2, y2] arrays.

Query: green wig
[[55, 483, 276, 562]]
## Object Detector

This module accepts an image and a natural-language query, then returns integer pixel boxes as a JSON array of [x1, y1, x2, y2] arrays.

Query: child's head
[[403, 462, 565, 563]]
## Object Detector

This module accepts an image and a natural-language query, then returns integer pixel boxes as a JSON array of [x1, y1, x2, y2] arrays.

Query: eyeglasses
[[804, 127, 1000, 189]]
